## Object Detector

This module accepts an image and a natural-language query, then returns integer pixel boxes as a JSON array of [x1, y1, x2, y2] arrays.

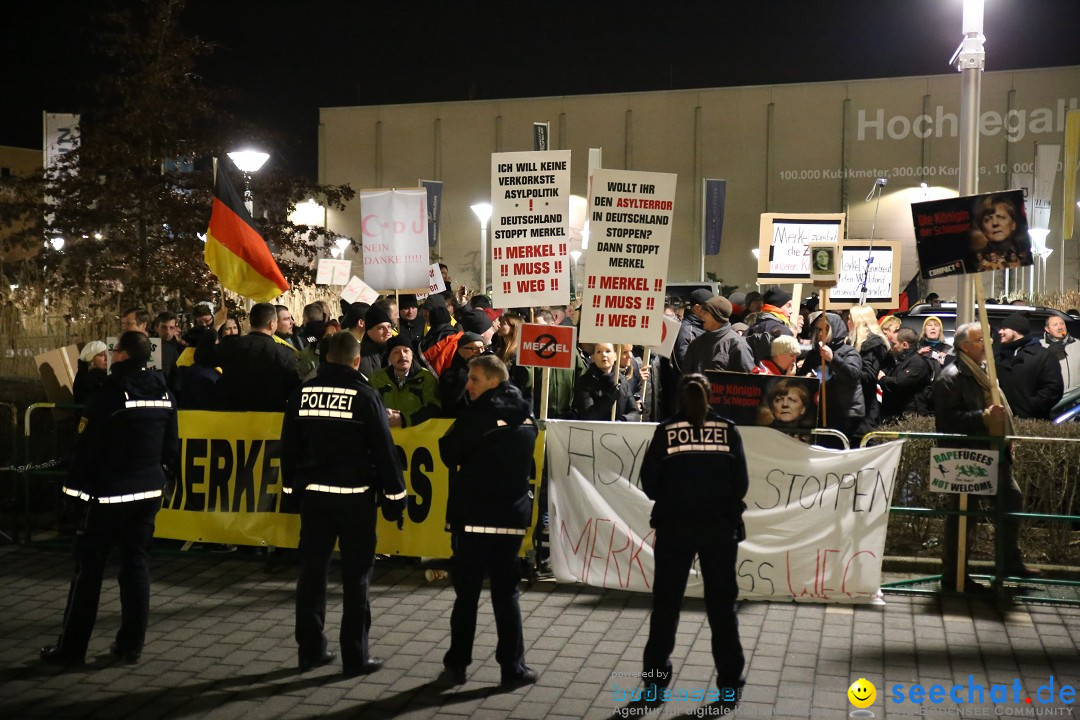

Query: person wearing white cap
[[73, 341, 108, 406]]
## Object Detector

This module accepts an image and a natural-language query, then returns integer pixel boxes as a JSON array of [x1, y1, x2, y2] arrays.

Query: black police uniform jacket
[[280, 363, 406, 500], [64, 359, 179, 501], [439, 382, 537, 532], [640, 410, 749, 529]]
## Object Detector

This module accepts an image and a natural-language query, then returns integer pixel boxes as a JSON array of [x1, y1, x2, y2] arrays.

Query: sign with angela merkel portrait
[[703, 371, 820, 434], [911, 189, 1033, 280]]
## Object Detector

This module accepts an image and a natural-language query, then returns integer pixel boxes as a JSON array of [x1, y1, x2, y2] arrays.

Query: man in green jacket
[[369, 335, 440, 427]]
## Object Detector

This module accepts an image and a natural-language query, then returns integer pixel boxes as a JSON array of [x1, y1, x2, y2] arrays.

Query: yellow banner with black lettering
[[154, 411, 544, 558]]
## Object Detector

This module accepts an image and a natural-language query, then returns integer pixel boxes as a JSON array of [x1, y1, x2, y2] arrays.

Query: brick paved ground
[[0, 544, 1077, 719]]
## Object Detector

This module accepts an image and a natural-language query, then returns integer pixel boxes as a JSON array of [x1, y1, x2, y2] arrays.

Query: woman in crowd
[[492, 312, 532, 397], [918, 315, 952, 367], [218, 315, 241, 337], [73, 341, 108, 406], [573, 342, 640, 421], [797, 312, 864, 441], [847, 304, 891, 436], [755, 335, 800, 376]]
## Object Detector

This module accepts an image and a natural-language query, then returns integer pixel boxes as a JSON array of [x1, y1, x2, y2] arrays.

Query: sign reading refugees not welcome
[[579, 168, 676, 347], [491, 150, 571, 308]]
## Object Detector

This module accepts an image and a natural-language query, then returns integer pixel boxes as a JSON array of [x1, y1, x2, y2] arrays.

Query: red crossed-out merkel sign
[[516, 323, 577, 370]]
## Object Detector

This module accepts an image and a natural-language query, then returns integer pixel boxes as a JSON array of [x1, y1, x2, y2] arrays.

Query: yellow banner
[[155, 411, 544, 559], [1064, 109, 1080, 240]]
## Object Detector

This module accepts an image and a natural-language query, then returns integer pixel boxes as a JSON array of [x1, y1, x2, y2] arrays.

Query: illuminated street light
[[471, 202, 492, 293], [227, 149, 270, 214]]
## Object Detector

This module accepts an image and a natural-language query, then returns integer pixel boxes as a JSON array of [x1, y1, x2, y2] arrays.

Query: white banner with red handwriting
[[546, 421, 902, 604]]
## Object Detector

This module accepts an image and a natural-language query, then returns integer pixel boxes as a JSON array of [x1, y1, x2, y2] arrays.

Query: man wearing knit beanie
[[995, 312, 1063, 419], [745, 286, 799, 364], [457, 309, 496, 346], [359, 304, 394, 379], [682, 295, 755, 374]]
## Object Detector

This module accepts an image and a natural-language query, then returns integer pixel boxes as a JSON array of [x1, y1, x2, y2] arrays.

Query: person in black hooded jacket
[[437, 355, 539, 689], [574, 343, 641, 421], [41, 331, 179, 666], [995, 312, 1063, 419], [797, 312, 864, 441]]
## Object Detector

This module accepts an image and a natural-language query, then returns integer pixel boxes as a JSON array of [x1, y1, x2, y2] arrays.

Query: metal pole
[[479, 220, 488, 295], [954, 0, 984, 325]]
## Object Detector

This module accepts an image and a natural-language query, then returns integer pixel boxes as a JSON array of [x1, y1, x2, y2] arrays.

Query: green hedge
[[866, 415, 1080, 567]]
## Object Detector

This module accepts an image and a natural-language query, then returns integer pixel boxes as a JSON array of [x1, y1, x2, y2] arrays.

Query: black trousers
[[57, 498, 160, 659], [444, 532, 527, 677], [643, 521, 744, 690], [941, 455, 1025, 585], [295, 491, 377, 669]]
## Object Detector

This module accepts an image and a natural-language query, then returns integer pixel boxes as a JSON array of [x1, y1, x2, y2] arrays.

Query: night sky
[[4, 0, 1080, 178]]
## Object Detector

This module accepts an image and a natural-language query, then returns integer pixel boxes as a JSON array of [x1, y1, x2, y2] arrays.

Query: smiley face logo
[[848, 678, 877, 708]]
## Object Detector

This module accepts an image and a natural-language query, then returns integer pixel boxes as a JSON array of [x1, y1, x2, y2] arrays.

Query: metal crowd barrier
[[861, 429, 1080, 606], [9, 403, 84, 544]]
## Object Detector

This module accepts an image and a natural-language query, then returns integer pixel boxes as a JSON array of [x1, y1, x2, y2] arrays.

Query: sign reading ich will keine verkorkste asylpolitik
[[490, 150, 572, 309], [579, 168, 677, 347]]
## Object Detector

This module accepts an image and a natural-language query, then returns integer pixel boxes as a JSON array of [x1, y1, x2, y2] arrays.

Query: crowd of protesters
[[70, 272, 1078, 445]]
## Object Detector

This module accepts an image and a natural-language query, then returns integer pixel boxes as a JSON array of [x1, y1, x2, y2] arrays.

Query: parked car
[[894, 303, 1080, 346]]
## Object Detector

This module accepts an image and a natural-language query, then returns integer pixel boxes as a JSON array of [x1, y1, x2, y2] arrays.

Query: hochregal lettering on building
[[857, 98, 1079, 142]]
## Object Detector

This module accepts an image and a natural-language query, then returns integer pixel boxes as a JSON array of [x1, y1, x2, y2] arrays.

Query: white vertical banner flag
[[43, 113, 80, 170], [359, 188, 431, 291], [1032, 144, 1060, 232], [546, 422, 902, 604], [490, 150, 572, 308], [579, 169, 676, 346]]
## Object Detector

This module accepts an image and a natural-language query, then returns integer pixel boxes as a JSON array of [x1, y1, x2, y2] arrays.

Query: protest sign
[[426, 263, 446, 295], [650, 316, 681, 359], [34, 345, 79, 404], [546, 421, 902, 603], [517, 323, 576, 370], [825, 240, 901, 309], [911, 189, 1032, 279], [340, 275, 381, 305], [155, 413, 544, 558], [579, 168, 677, 346], [490, 150, 572, 308], [704, 371, 820, 433], [756, 213, 845, 282], [928, 448, 999, 496], [359, 188, 430, 290], [315, 258, 351, 286], [107, 336, 162, 372]]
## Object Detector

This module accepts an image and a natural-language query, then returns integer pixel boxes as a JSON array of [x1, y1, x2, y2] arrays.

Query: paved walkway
[[0, 544, 1077, 719]]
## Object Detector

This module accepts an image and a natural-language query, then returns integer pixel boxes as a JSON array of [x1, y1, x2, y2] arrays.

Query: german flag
[[204, 163, 289, 302]]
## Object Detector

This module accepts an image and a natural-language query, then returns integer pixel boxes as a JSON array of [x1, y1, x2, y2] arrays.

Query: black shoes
[[109, 642, 141, 664], [298, 650, 337, 672], [436, 665, 467, 686], [500, 667, 539, 689], [342, 657, 384, 678], [39, 645, 84, 667]]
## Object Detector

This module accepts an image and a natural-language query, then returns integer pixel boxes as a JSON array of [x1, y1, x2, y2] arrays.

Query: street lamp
[[331, 236, 351, 259], [49, 237, 65, 252], [471, 202, 492, 293], [227, 149, 270, 214]]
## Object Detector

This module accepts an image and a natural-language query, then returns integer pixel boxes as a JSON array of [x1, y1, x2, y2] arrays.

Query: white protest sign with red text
[[650, 315, 682, 359], [517, 323, 577, 370], [490, 150, 571, 308], [579, 169, 676, 346], [359, 188, 430, 291]]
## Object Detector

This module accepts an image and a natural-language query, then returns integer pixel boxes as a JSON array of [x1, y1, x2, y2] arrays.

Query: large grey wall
[[320, 66, 1080, 298]]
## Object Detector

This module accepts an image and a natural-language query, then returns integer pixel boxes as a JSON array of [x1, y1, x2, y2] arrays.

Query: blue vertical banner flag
[[703, 178, 727, 256], [419, 179, 443, 250]]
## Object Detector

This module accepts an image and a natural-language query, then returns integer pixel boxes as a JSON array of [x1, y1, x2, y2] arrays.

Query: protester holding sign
[[573, 343, 641, 421], [934, 322, 1038, 592], [640, 374, 748, 701], [796, 312, 863, 441]]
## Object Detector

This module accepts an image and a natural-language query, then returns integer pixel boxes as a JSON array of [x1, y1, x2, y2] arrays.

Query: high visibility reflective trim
[[298, 409, 352, 418], [61, 486, 91, 502], [305, 484, 370, 494], [125, 400, 173, 409], [97, 490, 163, 504], [667, 444, 730, 454], [306, 386, 357, 395], [667, 420, 729, 430], [462, 525, 527, 536], [384, 490, 407, 501], [282, 487, 293, 494]]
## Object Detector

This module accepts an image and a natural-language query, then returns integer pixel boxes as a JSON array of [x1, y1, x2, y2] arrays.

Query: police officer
[[437, 354, 539, 689], [281, 331, 406, 677], [41, 331, 179, 666], [640, 373, 749, 700]]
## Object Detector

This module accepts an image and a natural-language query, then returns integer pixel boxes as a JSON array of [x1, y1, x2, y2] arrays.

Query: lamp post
[[471, 202, 492, 294], [952, 0, 984, 325], [227, 150, 270, 215]]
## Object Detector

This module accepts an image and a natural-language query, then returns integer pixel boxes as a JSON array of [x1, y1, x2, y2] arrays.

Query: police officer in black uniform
[[281, 331, 406, 677], [41, 331, 179, 666], [640, 373, 749, 700], [437, 354, 539, 689]]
